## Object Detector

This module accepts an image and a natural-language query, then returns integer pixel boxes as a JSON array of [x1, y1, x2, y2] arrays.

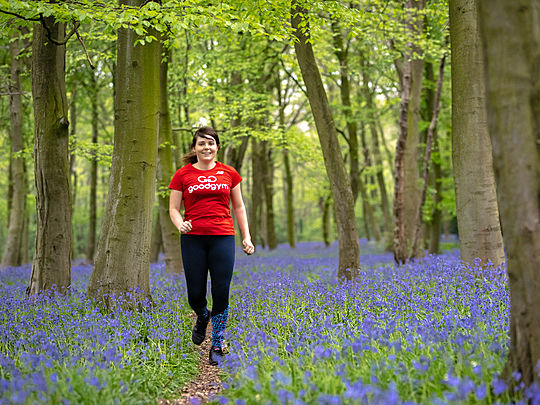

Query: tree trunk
[[428, 162, 442, 254], [2, 34, 26, 268], [27, 18, 72, 294], [283, 149, 295, 248], [423, 62, 443, 255], [393, 0, 425, 264], [411, 55, 446, 257], [331, 23, 360, 203], [358, 177, 372, 240], [393, 47, 412, 264], [277, 69, 295, 248], [332, 24, 380, 242], [320, 194, 332, 247], [359, 124, 381, 241], [292, 2, 360, 280], [250, 136, 264, 248], [450, 0, 505, 267], [150, 211, 162, 263], [69, 85, 77, 259], [404, 57, 424, 259], [158, 44, 182, 275], [88, 3, 160, 306], [260, 141, 277, 250], [21, 207, 29, 264], [478, 0, 540, 389], [225, 71, 249, 173], [86, 70, 98, 263], [361, 55, 392, 236]]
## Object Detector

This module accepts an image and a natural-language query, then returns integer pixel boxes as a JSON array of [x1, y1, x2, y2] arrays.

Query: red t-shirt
[[168, 161, 242, 235]]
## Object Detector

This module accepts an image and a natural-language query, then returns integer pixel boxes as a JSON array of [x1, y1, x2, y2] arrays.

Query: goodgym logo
[[188, 175, 229, 194], [197, 175, 217, 183]]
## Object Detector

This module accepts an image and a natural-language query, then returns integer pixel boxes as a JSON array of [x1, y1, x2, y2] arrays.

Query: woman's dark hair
[[182, 126, 221, 165]]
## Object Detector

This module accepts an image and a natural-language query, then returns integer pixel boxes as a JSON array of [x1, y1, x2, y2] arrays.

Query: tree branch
[[279, 58, 308, 99], [75, 28, 95, 69], [336, 126, 351, 146], [0, 9, 39, 21], [39, 17, 80, 46]]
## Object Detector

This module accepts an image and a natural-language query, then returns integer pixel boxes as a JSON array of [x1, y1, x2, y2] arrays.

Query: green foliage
[[70, 137, 113, 167], [0, 0, 458, 255]]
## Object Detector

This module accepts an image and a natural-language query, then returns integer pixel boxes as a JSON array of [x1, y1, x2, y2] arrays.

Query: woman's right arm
[[169, 189, 192, 233]]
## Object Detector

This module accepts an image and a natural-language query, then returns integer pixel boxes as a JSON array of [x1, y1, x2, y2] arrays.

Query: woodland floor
[[159, 317, 223, 405]]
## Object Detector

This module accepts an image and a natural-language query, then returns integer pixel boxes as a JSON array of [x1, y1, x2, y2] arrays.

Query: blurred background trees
[[0, 0, 454, 266], [0, 0, 538, 388]]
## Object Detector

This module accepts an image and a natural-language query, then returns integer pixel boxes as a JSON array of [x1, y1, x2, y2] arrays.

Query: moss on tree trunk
[[88, 4, 160, 306], [2, 35, 26, 268], [478, 0, 540, 388], [27, 18, 72, 294]]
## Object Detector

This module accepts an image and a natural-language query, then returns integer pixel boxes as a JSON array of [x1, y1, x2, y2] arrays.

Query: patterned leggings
[[181, 234, 235, 348]]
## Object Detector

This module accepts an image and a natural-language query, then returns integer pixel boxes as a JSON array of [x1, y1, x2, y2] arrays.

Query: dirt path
[[160, 321, 223, 405]]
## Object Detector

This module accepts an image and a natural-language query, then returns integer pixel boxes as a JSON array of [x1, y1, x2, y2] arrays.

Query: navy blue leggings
[[180, 234, 235, 316]]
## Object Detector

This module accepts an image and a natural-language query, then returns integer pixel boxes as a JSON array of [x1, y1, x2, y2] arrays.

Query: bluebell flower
[[492, 378, 508, 395]]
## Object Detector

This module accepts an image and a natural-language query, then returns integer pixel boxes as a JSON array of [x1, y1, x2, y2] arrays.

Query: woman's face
[[193, 135, 218, 163]]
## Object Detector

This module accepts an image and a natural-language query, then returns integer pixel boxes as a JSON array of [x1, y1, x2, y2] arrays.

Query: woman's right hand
[[179, 220, 192, 234]]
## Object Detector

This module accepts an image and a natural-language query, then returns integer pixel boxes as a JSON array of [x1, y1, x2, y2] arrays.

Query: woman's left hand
[[242, 238, 255, 255]]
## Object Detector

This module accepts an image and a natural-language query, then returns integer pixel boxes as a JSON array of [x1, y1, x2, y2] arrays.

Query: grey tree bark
[[88, 2, 160, 306], [478, 0, 540, 388], [450, 0, 505, 267], [292, 2, 360, 280], [2, 34, 26, 268], [27, 17, 72, 294]]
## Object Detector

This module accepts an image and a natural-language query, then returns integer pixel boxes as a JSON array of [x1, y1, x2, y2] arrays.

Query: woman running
[[169, 126, 254, 365]]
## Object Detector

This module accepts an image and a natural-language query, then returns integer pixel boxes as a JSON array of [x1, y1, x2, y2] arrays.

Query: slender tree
[[411, 54, 446, 256], [360, 53, 392, 237], [88, 0, 160, 305], [423, 61, 443, 254], [85, 69, 99, 263], [27, 16, 72, 294], [292, 1, 360, 280], [393, 0, 426, 263], [2, 33, 26, 268], [249, 136, 264, 247], [331, 22, 359, 203], [150, 212, 162, 263], [478, 0, 540, 388], [157, 44, 182, 275], [260, 140, 278, 250], [275, 69, 296, 248], [449, 0, 505, 267]]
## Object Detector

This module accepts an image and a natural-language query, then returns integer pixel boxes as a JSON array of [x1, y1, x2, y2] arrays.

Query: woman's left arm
[[230, 184, 255, 255]]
